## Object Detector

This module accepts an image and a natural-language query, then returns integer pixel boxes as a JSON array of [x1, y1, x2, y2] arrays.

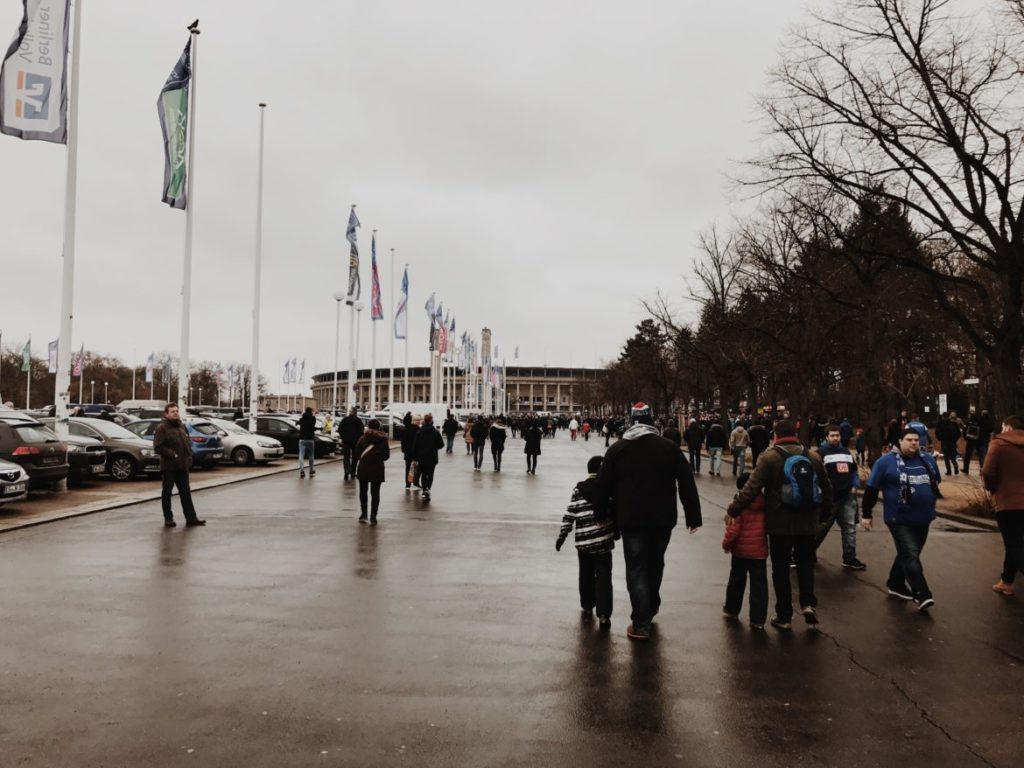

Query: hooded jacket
[[595, 424, 701, 531], [683, 423, 704, 450], [981, 430, 1024, 512], [338, 414, 365, 448], [352, 429, 391, 483], [726, 437, 833, 536], [722, 494, 768, 559], [488, 423, 507, 451]]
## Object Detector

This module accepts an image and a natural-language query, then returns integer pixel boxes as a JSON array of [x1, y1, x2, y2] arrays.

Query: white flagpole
[[53, 0, 84, 441], [388, 248, 395, 439], [25, 354, 30, 410], [177, 22, 200, 411], [403, 263, 409, 404], [249, 103, 266, 432], [370, 230, 378, 417]]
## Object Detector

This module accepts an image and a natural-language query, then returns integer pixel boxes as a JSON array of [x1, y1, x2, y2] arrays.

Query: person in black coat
[[596, 403, 701, 640], [470, 417, 489, 470], [683, 420, 704, 474], [747, 420, 771, 469], [401, 417, 421, 490], [523, 419, 543, 474], [352, 419, 390, 525], [411, 414, 445, 500], [338, 408, 365, 481], [298, 407, 317, 478], [489, 418, 508, 472], [662, 419, 682, 449], [442, 412, 460, 454]]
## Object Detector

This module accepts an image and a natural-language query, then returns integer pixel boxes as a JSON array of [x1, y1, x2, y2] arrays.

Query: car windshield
[[83, 420, 142, 439], [191, 422, 220, 436], [13, 424, 61, 443]]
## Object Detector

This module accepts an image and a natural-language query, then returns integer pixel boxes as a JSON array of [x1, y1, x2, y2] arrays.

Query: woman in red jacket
[[722, 472, 769, 629]]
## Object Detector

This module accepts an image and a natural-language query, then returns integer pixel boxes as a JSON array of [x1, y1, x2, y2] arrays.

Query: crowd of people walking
[[150, 398, 1023, 642]]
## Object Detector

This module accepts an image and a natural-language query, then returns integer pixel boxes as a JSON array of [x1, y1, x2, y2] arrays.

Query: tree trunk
[[989, 277, 1023, 419]]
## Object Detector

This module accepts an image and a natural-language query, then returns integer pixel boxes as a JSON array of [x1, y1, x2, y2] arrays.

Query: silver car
[[41, 417, 161, 481], [0, 458, 29, 505]]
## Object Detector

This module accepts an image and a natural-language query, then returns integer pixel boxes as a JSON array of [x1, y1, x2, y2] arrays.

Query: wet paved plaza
[[1, 434, 1022, 767]]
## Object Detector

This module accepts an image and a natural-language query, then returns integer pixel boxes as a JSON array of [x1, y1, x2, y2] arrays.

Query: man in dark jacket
[[488, 417, 508, 471], [153, 403, 205, 528], [401, 417, 421, 490], [596, 402, 701, 641], [726, 420, 832, 629], [412, 413, 445, 500], [935, 412, 961, 476], [748, 420, 771, 468], [338, 408, 365, 481], [662, 419, 682, 449], [683, 420, 704, 474], [470, 417, 488, 471], [442, 412, 460, 455], [298, 407, 317, 478], [705, 420, 727, 476]]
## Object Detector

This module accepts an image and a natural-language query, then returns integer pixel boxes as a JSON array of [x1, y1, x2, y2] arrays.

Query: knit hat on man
[[630, 401, 653, 426]]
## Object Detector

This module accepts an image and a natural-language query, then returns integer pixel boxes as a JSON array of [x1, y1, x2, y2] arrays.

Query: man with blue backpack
[[725, 419, 832, 630]]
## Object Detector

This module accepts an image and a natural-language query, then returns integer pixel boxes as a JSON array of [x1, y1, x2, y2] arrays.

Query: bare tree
[[754, 0, 1024, 414]]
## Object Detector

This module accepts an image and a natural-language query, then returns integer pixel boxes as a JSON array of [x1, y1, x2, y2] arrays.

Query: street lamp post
[[353, 301, 365, 410], [103, 382, 108, 404], [332, 291, 345, 414], [90, 380, 94, 404]]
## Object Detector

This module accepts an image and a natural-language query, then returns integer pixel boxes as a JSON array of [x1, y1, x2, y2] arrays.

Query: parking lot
[[0, 457, 340, 533]]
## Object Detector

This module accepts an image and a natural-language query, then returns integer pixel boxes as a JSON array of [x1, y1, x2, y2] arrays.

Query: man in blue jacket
[[813, 423, 864, 569], [862, 427, 942, 611]]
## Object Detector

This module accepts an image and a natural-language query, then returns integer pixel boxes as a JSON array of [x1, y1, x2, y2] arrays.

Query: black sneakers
[[914, 597, 935, 612], [843, 558, 867, 571], [185, 519, 206, 527], [887, 584, 914, 601]]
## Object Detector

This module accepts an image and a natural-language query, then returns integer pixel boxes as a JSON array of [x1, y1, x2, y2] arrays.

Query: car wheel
[[109, 455, 137, 481], [232, 447, 254, 466]]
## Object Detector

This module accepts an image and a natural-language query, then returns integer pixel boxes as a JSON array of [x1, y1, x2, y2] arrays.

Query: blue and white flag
[[0, 0, 71, 143], [345, 206, 360, 304], [370, 232, 383, 320], [424, 292, 436, 321], [145, 353, 155, 384], [395, 267, 408, 340]]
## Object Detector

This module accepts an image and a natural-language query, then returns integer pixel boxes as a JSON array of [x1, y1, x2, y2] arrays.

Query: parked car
[[40, 417, 161, 482], [0, 413, 69, 488], [238, 415, 337, 457], [204, 418, 284, 466], [63, 433, 108, 485], [124, 419, 225, 469], [0, 458, 29, 505]]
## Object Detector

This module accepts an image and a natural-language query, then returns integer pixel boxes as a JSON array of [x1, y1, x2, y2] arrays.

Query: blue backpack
[[776, 447, 821, 510]]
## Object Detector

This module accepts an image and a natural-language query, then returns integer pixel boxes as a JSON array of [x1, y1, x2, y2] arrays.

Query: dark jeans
[[492, 447, 503, 470], [996, 511, 1024, 584], [578, 551, 613, 618], [445, 435, 455, 454], [688, 447, 701, 472], [768, 534, 816, 622], [342, 444, 356, 477], [725, 556, 768, 625], [161, 470, 198, 523], [941, 442, 959, 474], [358, 479, 381, 519], [887, 523, 932, 600], [465, 440, 472, 454], [750, 447, 764, 470], [473, 443, 485, 468], [621, 528, 672, 630], [419, 465, 435, 492], [526, 454, 538, 472], [963, 440, 988, 473]]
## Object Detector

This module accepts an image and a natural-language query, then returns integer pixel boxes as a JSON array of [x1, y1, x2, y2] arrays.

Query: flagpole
[[25, 348, 30, 410], [388, 248, 395, 439], [248, 102, 266, 432], [177, 21, 200, 412], [370, 230, 378, 418], [403, 263, 409, 404], [52, 0, 84, 441]]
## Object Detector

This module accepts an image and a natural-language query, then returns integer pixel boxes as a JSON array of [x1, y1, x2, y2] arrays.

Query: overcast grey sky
[[1, 0, 807, 393]]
